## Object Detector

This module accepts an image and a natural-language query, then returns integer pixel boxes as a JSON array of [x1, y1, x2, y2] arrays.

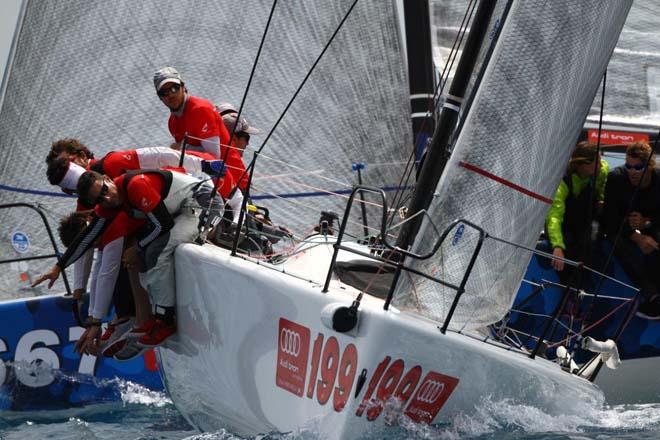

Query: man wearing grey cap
[[215, 102, 260, 190], [153, 67, 229, 159]]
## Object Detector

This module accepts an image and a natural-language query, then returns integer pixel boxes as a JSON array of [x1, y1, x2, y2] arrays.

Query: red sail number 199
[[306, 333, 358, 412]]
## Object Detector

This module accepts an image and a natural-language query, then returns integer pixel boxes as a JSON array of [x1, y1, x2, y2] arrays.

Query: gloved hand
[[201, 159, 226, 177]]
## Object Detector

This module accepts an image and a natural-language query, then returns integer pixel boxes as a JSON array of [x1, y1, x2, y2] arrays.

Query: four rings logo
[[280, 328, 301, 357], [405, 371, 459, 424], [276, 318, 310, 397], [417, 379, 444, 403]]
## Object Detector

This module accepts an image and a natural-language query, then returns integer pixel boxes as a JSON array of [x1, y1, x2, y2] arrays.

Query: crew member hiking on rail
[[33, 169, 224, 347]]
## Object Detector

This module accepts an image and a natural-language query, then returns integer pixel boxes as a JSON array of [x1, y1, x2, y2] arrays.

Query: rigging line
[[229, 0, 277, 150], [509, 309, 578, 337], [253, 176, 385, 209], [579, 70, 608, 328], [252, 169, 326, 181], [545, 297, 633, 350], [539, 278, 634, 301], [434, 0, 477, 113], [458, 235, 518, 334], [353, 160, 413, 168], [196, 0, 278, 245], [254, 150, 355, 188], [231, 0, 360, 199], [248, 182, 392, 239], [249, 185, 410, 201], [387, 0, 477, 217], [0, 183, 76, 198], [415, 1, 475, 138]]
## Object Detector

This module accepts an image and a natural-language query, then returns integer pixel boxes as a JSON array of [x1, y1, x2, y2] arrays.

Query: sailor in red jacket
[[154, 67, 248, 191], [33, 169, 224, 347], [47, 142, 221, 184], [46, 142, 229, 331]]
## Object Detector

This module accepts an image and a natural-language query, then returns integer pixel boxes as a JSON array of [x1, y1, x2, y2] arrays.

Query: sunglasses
[[625, 163, 646, 171], [157, 83, 181, 97], [90, 182, 109, 205], [237, 133, 250, 142]]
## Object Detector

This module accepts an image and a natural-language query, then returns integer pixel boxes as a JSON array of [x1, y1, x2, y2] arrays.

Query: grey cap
[[215, 101, 238, 116], [153, 67, 183, 91], [223, 114, 261, 135]]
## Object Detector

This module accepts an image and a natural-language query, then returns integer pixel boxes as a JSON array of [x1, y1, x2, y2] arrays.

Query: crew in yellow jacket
[[546, 142, 608, 272]]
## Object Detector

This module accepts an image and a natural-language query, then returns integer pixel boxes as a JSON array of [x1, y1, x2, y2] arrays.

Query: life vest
[[122, 169, 204, 216], [561, 174, 595, 257]]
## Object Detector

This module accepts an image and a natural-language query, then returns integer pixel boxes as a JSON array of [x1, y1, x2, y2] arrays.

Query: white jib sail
[[394, 0, 633, 330]]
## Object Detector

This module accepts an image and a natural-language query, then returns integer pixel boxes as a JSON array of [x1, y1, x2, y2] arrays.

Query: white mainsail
[[394, 0, 633, 330], [0, 0, 412, 298]]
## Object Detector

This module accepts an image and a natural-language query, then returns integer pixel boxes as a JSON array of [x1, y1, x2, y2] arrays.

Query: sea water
[[2, 377, 660, 440]]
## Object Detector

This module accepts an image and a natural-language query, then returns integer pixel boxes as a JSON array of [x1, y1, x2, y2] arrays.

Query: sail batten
[[394, 0, 633, 330]]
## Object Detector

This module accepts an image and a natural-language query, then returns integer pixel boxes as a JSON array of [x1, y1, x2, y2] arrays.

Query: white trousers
[[139, 202, 199, 308]]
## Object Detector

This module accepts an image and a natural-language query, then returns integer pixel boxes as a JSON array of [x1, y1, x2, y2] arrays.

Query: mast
[[403, 0, 436, 161], [395, 0, 497, 252]]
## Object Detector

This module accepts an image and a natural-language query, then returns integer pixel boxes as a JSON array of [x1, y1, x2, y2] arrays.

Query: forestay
[[394, 0, 632, 330], [0, 0, 412, 298]]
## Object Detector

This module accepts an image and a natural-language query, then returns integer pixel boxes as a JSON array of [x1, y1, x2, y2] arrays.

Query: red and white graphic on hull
[[405, 371, 459, 423], [275, 318, 310, 397], [274, 317, 460, 424]]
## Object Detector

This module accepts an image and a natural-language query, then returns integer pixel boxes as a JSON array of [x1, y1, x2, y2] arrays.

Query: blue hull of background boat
[[0, 294, 162, 410], [507, 241, 660, 362]]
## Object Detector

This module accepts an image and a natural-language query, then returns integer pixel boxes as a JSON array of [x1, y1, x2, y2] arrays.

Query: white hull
[[159, 239, 603, 438], [595, 357, 660, 404]]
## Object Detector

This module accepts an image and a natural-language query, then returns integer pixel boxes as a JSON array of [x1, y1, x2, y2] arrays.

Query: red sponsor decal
[[273, 319, 459, 424], [404, 371, 459, 424], [276, 318, 310, 397], [306, 332, 359, 412], [588, 129, 649, 145]]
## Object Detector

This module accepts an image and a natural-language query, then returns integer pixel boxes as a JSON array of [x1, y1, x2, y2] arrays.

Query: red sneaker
[[126, 317, 157, 338], [137, 319, 176, 347], [100, 318, 133, 342], [103, 339, 128, 357]]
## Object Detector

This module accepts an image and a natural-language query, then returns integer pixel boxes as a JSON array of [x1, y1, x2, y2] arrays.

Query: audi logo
[[417, 379, 444, 404], [280, 328, 301, 357]]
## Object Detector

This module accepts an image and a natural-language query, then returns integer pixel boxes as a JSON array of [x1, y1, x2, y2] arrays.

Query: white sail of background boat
[[0, 0, 638, 437]]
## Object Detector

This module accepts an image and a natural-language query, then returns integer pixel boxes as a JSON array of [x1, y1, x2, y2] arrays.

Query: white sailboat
[[0, 0, 637, 434], [154, 0, 633, 437]]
